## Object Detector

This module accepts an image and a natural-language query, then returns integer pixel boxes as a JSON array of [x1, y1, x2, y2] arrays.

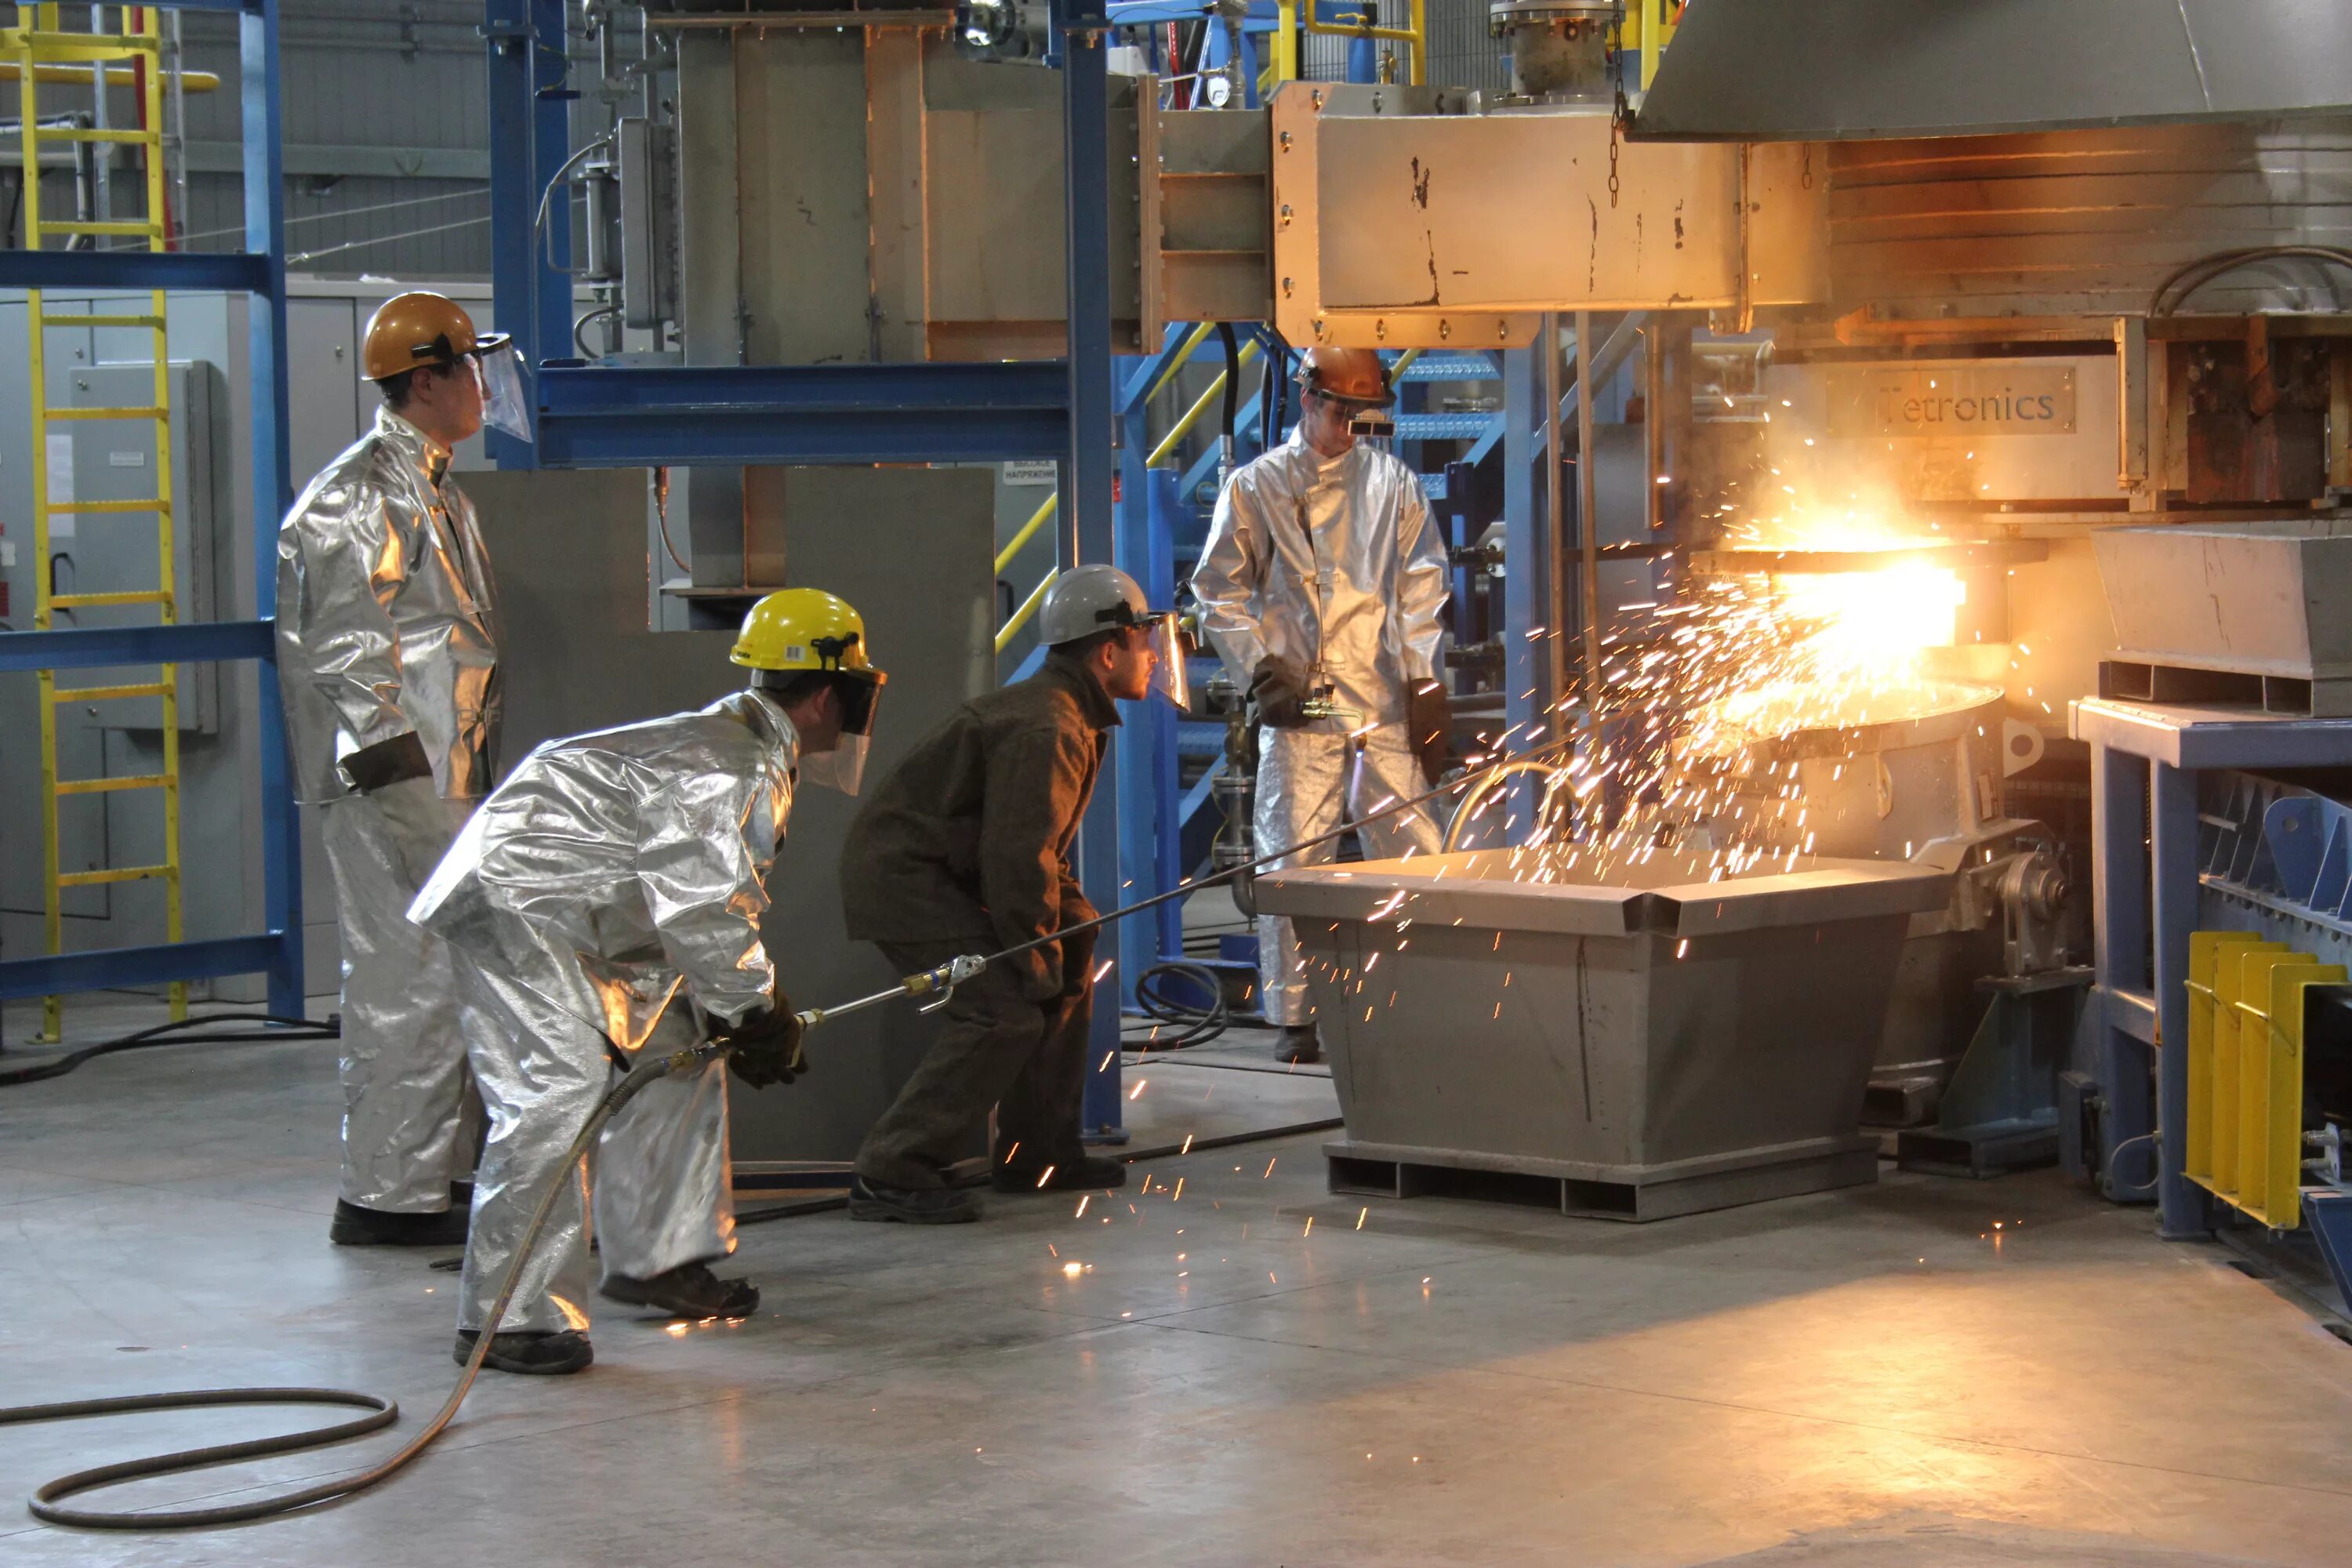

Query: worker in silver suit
[[411, 590, 885, 1376], [1192, 346, 1452, 1064], [275, 291, 532, 1247]]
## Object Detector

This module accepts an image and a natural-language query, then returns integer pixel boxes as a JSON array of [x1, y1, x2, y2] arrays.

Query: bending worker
[[841, 565, 1185, 1224], [1192, 347, 1450, 1065], [275, 292, 532, 1247], [409, 590, 885, 1375]]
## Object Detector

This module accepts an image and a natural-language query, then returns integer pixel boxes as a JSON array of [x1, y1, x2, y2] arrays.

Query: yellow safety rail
[[1629, 0, 1681, 92], [1273, 0, 1427, 86], [9, 3, 185, 1037], [2185, 931, 2347, 1230]]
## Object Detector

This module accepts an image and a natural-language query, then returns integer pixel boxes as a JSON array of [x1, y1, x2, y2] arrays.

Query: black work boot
[[330, 1199, 468, 1247], [848, 1174, 982, 1225], [992, 1153, 1127, 1193], [1275, 1025, 1323, 1065], [454, 1328, 593, 1376], [600, 1261, 760, 1319]]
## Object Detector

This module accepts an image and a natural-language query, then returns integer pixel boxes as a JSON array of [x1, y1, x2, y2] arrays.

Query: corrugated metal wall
[[2, 3, 1509, 278], [180, 0, 492, 276], [0, 1, 495, 278]]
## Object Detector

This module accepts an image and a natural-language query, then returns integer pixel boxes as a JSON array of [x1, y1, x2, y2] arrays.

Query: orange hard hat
[[1296, 346, 1394, 408], [360, 291, 510, 382]]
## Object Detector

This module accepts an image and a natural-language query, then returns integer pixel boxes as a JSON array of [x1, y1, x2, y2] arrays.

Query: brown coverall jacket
[[840, 653, 1119, 998]]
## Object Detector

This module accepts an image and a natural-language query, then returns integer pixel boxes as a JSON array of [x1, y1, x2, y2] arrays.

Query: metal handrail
[[1277, 0, 1425, 85], [996, 568, 1058, 654], [995, 492, 1058, 575]]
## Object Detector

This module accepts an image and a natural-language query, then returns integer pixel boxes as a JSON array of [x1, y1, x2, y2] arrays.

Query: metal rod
[[1541, 313, 1568, 735], [1575, 308, 1603, 713], [644, 9, 954, 28]]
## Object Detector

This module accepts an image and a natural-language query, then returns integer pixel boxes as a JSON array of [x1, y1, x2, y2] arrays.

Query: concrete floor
[[5, 1000, 2352, 1566]]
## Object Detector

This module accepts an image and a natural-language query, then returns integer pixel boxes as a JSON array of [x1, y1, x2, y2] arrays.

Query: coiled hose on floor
[[0, 732, 1581, 1530], [1127, 960, 1232, 1050], [0, 1036, 706, 1529]]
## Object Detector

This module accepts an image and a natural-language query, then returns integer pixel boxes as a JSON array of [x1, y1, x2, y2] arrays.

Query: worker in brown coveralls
[[840, 564, 1186, 1223]]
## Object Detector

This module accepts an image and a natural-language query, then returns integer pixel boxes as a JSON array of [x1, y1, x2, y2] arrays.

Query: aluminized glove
[[719, 999, 807, 1090], [1250, 655, 1309, 730]]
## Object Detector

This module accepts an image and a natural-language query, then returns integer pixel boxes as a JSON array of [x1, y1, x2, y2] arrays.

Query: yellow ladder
[[10, 5, 182, 1039]]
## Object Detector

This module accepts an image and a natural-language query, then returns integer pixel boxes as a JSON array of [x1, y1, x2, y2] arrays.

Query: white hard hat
[[1040, 563, 1156, 647]]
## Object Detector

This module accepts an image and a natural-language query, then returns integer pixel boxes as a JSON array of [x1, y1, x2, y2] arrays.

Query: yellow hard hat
[[361, 291, 510, 382], [731, 589, 878, 677]]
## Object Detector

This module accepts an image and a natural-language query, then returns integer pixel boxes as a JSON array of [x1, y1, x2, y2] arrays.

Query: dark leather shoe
[[992, 1153, 1127, 1193], [1275, 1025, 1323, 1065], [455, 1328, 593, 1375], [848, 1174, 982, 1224], [600, 1261, 759, 1319], [330, 1199, 468, 1247]]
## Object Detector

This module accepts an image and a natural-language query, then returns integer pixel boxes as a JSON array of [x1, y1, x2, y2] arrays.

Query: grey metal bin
[[1256, 847, 1953, 1220]]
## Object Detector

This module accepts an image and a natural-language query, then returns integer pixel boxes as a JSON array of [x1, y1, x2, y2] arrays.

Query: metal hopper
[[1255, 847, 1952, 1220]]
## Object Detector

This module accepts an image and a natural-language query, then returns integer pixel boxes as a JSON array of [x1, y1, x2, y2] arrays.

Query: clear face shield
[[1137, 612, 1190, 710], [466, 337, 532, 443], [799, 671, 885, 797]]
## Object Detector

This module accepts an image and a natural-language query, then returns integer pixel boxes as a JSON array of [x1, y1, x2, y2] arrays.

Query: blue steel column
[[245, 0, 303, 1016], [2151, 760, 2211, 1238], [1061, 0, 1123, 1137], [2091, 743, 2155, 1202], [1500, 345, 1544, 752], [483, 0, 569, 470], [1114, 365, 1165, 1014]]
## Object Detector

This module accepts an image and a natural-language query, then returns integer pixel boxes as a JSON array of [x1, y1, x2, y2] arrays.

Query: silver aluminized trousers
[[320, 791, 476, 1212], [453, 938, 732, 1335], [1254, 724, 1439, 1028]]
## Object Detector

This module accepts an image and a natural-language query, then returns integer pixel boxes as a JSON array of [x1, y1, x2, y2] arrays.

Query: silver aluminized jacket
[[1192, 431, 1450, 1027], [411, 690, 798, 1334], [274, 405, 501, 805], [1191, 427, 1449, 726], [274, 405, 499, 1213]]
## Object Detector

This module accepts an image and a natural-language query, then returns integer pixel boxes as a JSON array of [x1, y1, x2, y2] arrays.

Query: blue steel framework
[[2071, 698, 2352, 1238], [0, 0, 302, 1018], [498, 4, 1478, 1128], [485, 0, 1135, 1131]]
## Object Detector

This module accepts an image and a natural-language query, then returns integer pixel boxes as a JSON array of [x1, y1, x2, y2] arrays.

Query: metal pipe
[[1574, 309, 1602, 713], [644, 10, 954, 28], [1541, 314, 1568, 735], [1149, 339, 1261, 467], [88, 7, 111, 234], [164, 9, 187, 249], [1145, 319, 1216, 405]]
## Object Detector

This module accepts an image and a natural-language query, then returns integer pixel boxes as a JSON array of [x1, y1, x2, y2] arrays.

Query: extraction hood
[[1633, 0, 2352, 142]]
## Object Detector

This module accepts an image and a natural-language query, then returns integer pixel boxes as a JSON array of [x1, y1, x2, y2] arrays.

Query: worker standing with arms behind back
[[274, 292, 533, 1247], [1192, 347, 1452, 1065]]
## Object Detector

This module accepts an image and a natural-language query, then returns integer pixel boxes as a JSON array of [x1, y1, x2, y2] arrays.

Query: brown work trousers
[[853, 931, 1097, 1191]]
